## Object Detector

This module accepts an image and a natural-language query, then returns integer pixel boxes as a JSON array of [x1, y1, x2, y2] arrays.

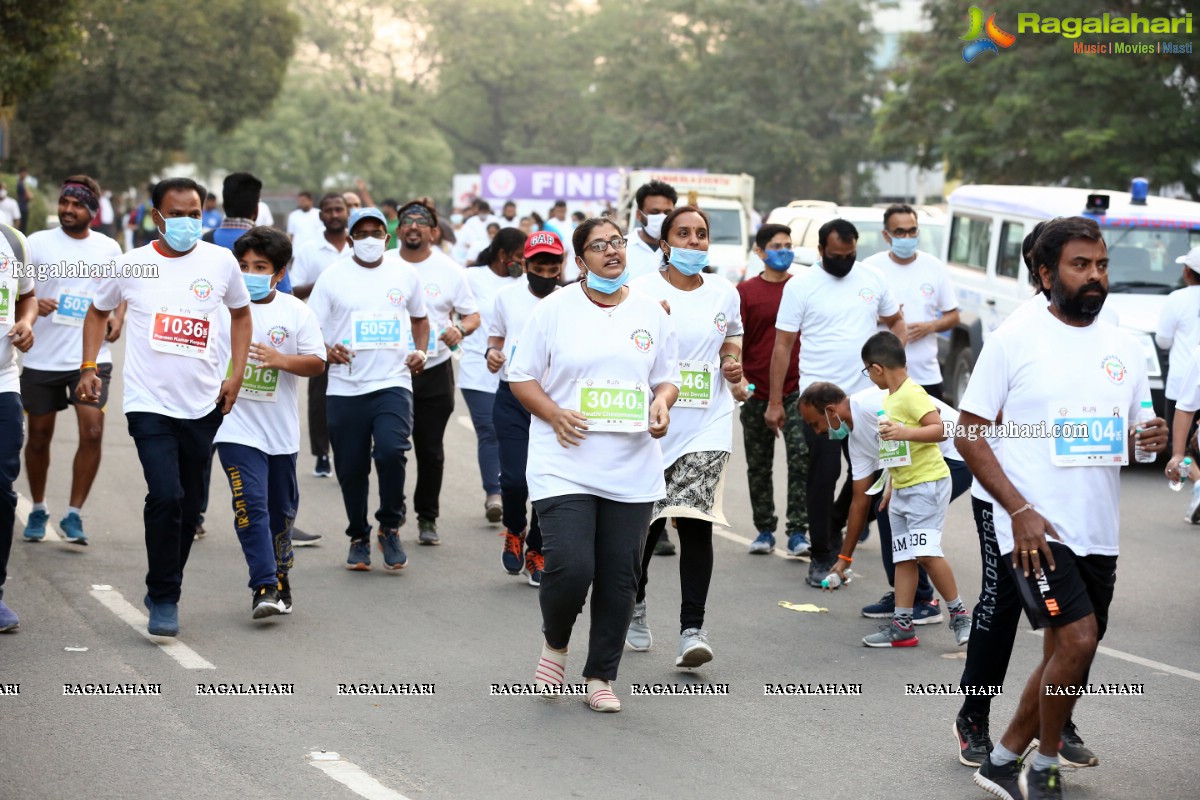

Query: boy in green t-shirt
[[836, 332, 972, 648]]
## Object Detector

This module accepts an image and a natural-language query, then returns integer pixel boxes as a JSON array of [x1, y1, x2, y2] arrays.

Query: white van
[[939, 182, 1200, 407]]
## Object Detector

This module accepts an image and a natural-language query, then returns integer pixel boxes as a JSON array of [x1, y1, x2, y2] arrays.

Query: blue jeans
[[0, 393, 24, 602], [326, 387, 413, 539], [493, 382, 540, 551], [217, 444, 297, 589], [461, 388, 501, 496], [126, 408, 225, 603]]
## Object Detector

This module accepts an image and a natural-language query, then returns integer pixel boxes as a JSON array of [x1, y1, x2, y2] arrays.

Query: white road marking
[[88, 585, 216, 670], [1027, 631, 1200, 682], [16, 493, 65, 542], [308, 752, 413, 800], [712, 527, 807, 561], [456, 414, 474, 432]]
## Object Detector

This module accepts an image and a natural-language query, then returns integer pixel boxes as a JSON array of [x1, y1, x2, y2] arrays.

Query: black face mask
[[527, 272, 560, 298], [821, 253, 856, 278]]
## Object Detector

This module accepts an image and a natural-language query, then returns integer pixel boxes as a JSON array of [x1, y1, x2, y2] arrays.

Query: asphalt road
[[2, 348, 1197, 800]]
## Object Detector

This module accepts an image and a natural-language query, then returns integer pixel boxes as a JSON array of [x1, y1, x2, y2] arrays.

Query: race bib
[[878, 436, 912, 468], [676, 360, 715, 409], [53, 290, 93, 328], [577, 379, 649, 432], [351, 311, 404, 350], [226, 360, 279, 402], [0, 277, 17, 326], [149, 309, 210, 359], [1050, 403, 1127, 466], [407, 326, 437, 356]]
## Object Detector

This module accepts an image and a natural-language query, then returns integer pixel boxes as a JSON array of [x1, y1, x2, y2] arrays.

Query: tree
[[0, 0, 83, 108], [9, 0, 298, 190], [875, 0, 1200, 196]]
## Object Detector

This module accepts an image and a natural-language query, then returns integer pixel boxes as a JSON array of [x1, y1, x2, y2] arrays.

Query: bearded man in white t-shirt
[[957, 216, 1167, 800]]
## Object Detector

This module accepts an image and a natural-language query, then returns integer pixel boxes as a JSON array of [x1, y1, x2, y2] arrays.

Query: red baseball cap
[[524, 230, 564, 258]]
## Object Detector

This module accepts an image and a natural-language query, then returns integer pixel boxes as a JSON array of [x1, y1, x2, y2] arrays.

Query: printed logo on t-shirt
[[920, 283, 935, 298], [190, 278, 213, 301], [714, 312, 727, 334], [268, 325, 288, 346], [859, 288, 876, 303], [386, 288, 406, 306], [630, 328, 654, 352], [424, 283, 442, 299], [0, 256, 10, 273], [1100, 354, 1127, 384]]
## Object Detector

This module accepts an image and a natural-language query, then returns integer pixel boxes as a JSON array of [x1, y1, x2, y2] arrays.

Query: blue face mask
[[243, 272, 273, 301], [585, 265, 630, 294], [668, 246, 709, 276], [889, 235, 919, 259], [764, 249, 794, 271], [825, 407, 850, 440], [160, 214, 203, 252]]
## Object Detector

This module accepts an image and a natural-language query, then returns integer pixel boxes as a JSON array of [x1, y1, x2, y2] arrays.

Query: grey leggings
[[533, 494, 653, 681]]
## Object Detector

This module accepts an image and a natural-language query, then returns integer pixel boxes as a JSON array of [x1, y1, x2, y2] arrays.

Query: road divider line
[[1027, 631, 1200, 682], [16, 493, 65, 542], [89, 585, 215, 670], [712, 528, 804, 561], [308, 752, 413, 800]]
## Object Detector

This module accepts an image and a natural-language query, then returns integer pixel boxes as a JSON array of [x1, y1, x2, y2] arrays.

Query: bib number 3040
[[577, 379, 649, 432]]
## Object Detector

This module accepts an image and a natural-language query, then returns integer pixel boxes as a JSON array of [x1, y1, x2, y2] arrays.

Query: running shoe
[[60, 511, 88, 544], [654, 530, 676, 556], [502, 529, 524, 575], [954, 714, 993, 767], [1059, 720, 1099, 768], [1188, 480, 1200, 524], [676, 628, 713, 668], [950, 610, 972, 646], [193, 520, 206, 541], [786, 531, 811, 558], [804, 559, 835, 588], [378, 527, 408, 569], [417, 518, 439, 546], [862, 591, 896, 619], [862, 619, 918, 647], [313, 455, 332, 477], [973, 755, 1021, 800], [1019, 763, 1063, 800], [252, 584, 286, 619], [346, 538, 372, 570], [748, 531, 775, 554], [913, 598, 944, 625], [143, 595, 179, 637], [524, 549, 544, 587], [626, 601, 652, 651], [278, 575, 293, 614], [485, 493, 502, 523], [23, 509, 48, 542], [292, 528, 322, 547], [0, 600, 19, 632]]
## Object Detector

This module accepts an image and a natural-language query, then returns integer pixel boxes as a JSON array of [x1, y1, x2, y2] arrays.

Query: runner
[[0, 222, 37, 632], [307, 208, 429, 571], [957, 217, 1165, 800], [508, 217, 679, 712], [626, 180, 677, 280], [213, 227, 325, 618], [20, 176, 124, 545], [627, 206, 743, 667], [461, 227, 526, 524], [394, 200, 480, 546], [80, 177, 252, 637], [488, 230, 565, 585]]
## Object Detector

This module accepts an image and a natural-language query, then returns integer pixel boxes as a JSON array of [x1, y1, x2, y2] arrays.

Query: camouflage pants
[[740, 394, 808, 534]]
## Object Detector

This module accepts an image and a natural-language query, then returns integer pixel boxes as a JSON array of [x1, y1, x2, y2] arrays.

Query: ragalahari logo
[[961, 6, 1016, 62]]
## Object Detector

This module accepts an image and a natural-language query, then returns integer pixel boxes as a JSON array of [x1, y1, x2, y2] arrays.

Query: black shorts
[[1008, 540, 1117, 639], [20, 364, 113, 415]]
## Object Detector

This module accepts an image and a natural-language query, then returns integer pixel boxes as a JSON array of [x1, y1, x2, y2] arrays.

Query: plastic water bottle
[[1170, 456, 1192, 492], [1134, 400, 1157, 463], [737, 383, 756, 408], [877, 409, 899, 453], [341, 339, 354, 375], [821, 569, 854, 590]]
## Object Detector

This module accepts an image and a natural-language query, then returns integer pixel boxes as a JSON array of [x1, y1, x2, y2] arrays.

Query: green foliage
[[875, 0, 1200, 196], [0, 0, 83, 107], [0, 172, 48, 234]]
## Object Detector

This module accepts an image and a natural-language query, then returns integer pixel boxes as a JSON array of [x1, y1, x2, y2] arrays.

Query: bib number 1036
[[149, 310, 210, 359], [577, 380, 649, 432]]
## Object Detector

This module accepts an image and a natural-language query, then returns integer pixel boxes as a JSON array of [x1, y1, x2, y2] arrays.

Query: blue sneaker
[[0, 600, 19, 632], [59, 512, 88, 545], [502, 529, 524, 575], [861, 591, 896, 619], [143, 595, 179, 637], [346, 538, 372, 571], [786, 532, 811, 558], [748, 531, 775, 554], [23, 509, 48, 542], [377, 528, 408, 570], [913, 598, 944, 625]]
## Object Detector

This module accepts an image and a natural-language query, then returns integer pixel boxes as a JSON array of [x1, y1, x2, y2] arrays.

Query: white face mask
[[352, 236, 386, 263], [642, 213, 667, 240]]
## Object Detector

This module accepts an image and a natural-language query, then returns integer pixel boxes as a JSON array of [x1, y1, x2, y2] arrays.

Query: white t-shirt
[[0, 197, 22, 226], [626, 232, 663, 281], [864, 250, 957, 385], [631, 272, 743, 465], [287, 208, 324, 246], [93, 241, 252, 419], [0, 239, 35, 394], [959, 304, 1150, 557], [213, 292, 325, 455], [508, 283, 680, 503], [489, 278, 544, 383], [1154, 284, 1200, 399], [24, 228, 122, 371], [307, 252, 427, 396], [848, 387, 962, 481], [459, 266, 520, 393], [458, 215, 497, 264], [775, 262, 898, 394], [1170, 344, 1200, 413], [403, 249, 478, 369], [256, 202, 274, 227], [290, 236, 349, 288]]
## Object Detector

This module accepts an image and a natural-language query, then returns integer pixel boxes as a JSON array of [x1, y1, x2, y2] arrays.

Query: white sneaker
[[676, 628, 713, 668], [626, 601, 652, 651]]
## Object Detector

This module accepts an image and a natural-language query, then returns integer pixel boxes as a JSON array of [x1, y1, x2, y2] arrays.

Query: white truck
[[617, 170, 755, 282]]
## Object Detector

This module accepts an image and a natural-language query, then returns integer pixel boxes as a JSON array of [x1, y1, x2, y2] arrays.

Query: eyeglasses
[[861, 365, 875, 377], [888, 227, 919, 237], [350, 230, 387, 240], [584, 237, 628, 253], [400, 217, 433, 228]]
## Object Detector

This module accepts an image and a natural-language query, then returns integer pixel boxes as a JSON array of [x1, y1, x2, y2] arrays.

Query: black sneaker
[[252, 584, 286, 619], [804, 559, 835, 588], [313, 455, 332, 477], [278, 575, 293, 614], [1019, 763, 1063, 800], [418, 518, 439, 546], [291, 528, 322, 547], [954, 714, 993, 767], [654, 530, 676, 556], [973, 755, 1021, 800], [1058, 720, 1098, 768]]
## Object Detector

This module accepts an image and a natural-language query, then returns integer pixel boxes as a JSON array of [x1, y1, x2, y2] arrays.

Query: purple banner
[[481, 165, 622, 202]]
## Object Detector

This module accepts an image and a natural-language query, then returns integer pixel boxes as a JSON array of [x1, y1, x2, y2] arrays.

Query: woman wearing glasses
[[508, 218, 680, 712], [627, 206, 744, 669]]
